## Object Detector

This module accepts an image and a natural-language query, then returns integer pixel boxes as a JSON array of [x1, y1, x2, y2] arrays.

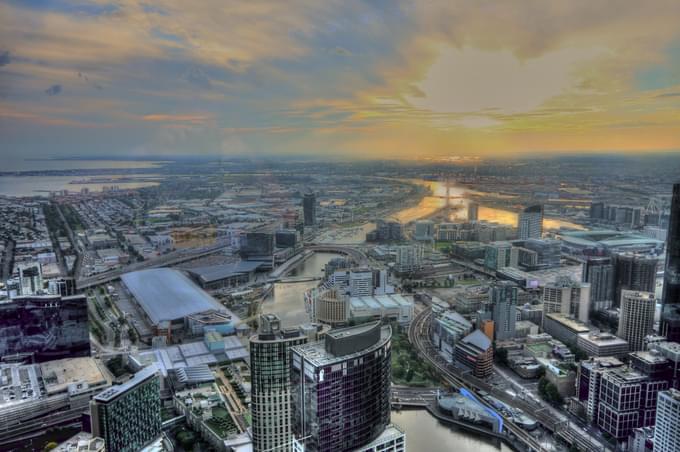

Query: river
[[395, 179, 584, 230], [261, 251, 513, 450]]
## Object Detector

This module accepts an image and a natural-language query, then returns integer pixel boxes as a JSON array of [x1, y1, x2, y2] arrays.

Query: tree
[[495, 348, 509, 365], [43, 442, 58, 451]]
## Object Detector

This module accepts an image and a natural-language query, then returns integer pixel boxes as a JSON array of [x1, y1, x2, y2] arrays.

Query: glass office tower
[[661, 184, 680, 341]]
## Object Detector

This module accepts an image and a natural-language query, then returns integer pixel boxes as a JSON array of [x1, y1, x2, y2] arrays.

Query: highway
[[408, 307, 611, 452], [76, 241, 231, 289]]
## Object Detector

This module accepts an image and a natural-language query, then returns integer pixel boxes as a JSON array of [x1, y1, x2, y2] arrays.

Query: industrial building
[[185, 261, 263, 289], [0, 357, 111, 446], [121, 268, 239, 341], [349, 294, 414, 326]]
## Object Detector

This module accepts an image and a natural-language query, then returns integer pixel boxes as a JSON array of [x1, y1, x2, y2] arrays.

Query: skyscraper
[[468, 202, 479, 221], [484, 241, 518, 270], [250, 314, 309, 452], [517, 204, 543, 240], [613, 253, 658, 307], [654, 388, 680, 452], [291, 322, 392, 452], [617, 290, 655, 351], [661, 183, 680, 341], [542, 277, 591, 323], [490, 281, 517, 341], [303, 191, 317, 226], [582, 257, 614, 311], [91, 365, 161, 452]]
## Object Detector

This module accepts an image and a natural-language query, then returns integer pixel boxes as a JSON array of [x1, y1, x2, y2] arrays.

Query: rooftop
[[40, 357, 108, 395], [292, 323, 391, 368], [545, 313, 591, 333], [121, 268, 233, 325], [185, 261, 263, 284], [94, 365, 158, 403], [460, 329, 492, 351]]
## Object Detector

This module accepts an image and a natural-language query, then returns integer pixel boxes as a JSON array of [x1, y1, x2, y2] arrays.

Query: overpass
[[76, 242, 231, 290], [305, 244, 368, 265]]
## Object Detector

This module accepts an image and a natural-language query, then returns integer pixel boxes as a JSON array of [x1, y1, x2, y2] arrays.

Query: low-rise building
[[577, 332, 630, 358]]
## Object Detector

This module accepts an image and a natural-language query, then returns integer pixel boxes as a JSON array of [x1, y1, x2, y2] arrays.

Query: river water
[[396, 179, 584, 230], [262, 251, 511, 450]]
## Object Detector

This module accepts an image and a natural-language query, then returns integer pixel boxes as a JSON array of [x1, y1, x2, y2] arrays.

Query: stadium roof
[[185, 261, 263, 284], [121, 268, 228, 325]]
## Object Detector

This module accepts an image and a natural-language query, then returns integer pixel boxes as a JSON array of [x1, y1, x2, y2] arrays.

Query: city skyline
[[3, 1, 680, 160]]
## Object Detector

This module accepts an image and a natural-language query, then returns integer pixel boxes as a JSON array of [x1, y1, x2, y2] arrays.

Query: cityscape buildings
[[489, 281, 518, 341], [517, 205, 543, 240], [290, 322, 393, 452], [582, 257, 615, 311], [661, 183, 680, 342], [655, 388, 680, 452], [542, 277, 591, 323], [91, 365, 162, 452], [303, 191, 317, 227], [618, 291, 656, 351], [613, 253, 658, 307], [250, 314, 309, 452]]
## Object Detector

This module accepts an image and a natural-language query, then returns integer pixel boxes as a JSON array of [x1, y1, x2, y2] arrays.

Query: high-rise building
[[291, 322, 392, 452], [414, 220, 434, 241], [655, 388, 680, 452], [518, 205, 543, 240], [576, 357, 625, 422], [542, 277, 591, 323], [583, 257, 615, 311], [661, 183, 680, 342], [17, 262, 43, 296], [613, 253, 658, 307], [454, 330, 494, 378], [490, 281, 517, 341], [618, 290, 655, 351], [0, 294, 90, 363], [250, 314, 309, 452], [484, 241, 518, 270], [394, 245, 423, 274], [91, 365, 162, 452], [303, 191, 317, 226], [518, 238, 561, 270], [468, 202, 479, 221]]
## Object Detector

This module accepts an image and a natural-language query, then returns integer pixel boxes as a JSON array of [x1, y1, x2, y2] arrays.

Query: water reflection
[[391, 409, 510, 452], [395, 179, 584, 230], [260, 252, 339, 327]]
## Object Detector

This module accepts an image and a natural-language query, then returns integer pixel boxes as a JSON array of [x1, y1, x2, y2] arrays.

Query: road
[[409, 307, 611, 452], [76, 241, 231, 289], [408, 308, 549, 452]]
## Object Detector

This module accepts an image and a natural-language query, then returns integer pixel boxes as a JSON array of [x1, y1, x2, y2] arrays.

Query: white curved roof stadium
[[121, 268, 235, 327]]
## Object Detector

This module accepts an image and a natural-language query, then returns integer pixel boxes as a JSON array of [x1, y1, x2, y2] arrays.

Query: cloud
[[0, 51, 9, 66], [141, 113, 212, 124], [331, 46, 352, 57], [45, 84, 62, 96], [182, 66, 211, 88]]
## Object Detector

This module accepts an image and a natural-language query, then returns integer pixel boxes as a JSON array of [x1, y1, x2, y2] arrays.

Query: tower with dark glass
[[291, 322, 392, 452], [661, 183, 680, 341]]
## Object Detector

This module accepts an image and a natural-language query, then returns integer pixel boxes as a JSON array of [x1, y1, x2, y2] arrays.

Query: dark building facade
[[303, 191, 317, 226], [250, 314, 308, 452], [0, 295, 90, 363], [583, 256, 615, 311], [91, 366, 161, 452], [240, 232, 274, 259], [661, 183, 680, 341], [291, 322, 391, 452], [613, 253, 657, 307]]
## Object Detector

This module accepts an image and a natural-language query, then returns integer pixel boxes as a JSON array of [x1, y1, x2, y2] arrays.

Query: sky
[[2, 0, 680, 161]]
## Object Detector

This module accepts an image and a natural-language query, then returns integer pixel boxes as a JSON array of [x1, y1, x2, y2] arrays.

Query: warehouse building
[[121, 268, 239, 341]]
